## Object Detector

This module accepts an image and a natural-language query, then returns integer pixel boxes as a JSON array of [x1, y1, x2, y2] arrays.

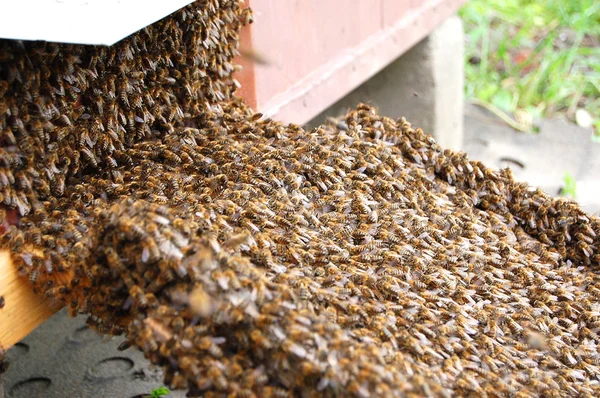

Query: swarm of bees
[[2, 0, 600, 397]]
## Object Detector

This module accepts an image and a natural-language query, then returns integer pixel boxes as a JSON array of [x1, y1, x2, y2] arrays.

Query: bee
[[167, 371, 188, 390], [207, 366, 228, 391], [222, 231, 253, 250], [80, 147, 98, 168], [189, 285, 214, 318], [29, 269, 39, 284], [250, 329, 273, 350], [203, 339, 224, 359], [86, 315, 123, 336], [117, 339, 133, 351], [6, 4, 600, 397], [129, 285, 148, 308], [104, 246, 125, 273]]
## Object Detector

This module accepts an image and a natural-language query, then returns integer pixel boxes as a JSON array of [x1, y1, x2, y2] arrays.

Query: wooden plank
[[0, 251, 62, 350]]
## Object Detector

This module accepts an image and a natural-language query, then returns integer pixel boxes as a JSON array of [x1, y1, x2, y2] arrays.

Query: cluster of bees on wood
[[2, 0, 600, 397]]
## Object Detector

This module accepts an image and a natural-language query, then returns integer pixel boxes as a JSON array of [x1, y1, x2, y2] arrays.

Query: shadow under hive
[[2, 1, 600, 397]]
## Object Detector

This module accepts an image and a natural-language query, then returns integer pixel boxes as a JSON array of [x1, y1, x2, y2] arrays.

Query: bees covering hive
[[2, 0, 600, 397]]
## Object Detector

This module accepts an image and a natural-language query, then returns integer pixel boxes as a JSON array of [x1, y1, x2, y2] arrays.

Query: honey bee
[[189, 285, 214, 318], [207, 366, 228, 391], [3, 3, 600, 396], [249, 329, 273, 350], [80, 147, 98, 168], [129, 285, 148, 308]]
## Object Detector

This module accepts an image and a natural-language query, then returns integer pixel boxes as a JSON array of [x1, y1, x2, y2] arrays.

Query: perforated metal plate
[[3, 309, 185, 398]]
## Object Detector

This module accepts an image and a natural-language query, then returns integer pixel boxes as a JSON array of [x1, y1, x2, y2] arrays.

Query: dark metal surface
[[3, 309, 185, 398]]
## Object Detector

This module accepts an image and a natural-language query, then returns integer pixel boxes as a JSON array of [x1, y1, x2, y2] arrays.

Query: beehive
[[1, 1, 600, 397]]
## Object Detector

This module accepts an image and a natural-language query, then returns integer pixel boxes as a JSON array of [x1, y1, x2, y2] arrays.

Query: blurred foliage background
[[459, 0, 600, 137]]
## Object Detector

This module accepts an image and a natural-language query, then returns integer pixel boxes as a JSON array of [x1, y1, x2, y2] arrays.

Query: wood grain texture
[[0, 251, 62, 350]]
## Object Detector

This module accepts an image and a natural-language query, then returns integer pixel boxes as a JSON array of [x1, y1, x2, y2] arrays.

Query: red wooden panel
[[235, 0, 467, 124], [248, 0, 383, 104]]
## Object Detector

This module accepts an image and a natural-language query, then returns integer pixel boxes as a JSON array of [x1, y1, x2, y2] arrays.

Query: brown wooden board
[[0, 251, 62, 350]]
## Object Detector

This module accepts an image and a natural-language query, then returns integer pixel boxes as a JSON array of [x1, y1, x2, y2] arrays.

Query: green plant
[[459, 0, 600, 136], [147, 386, 170, 398], [593, 120, 600, 143], [561, 172, 577, 199]]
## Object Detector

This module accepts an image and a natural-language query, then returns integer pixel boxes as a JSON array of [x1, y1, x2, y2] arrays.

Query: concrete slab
[[463, 103, 600, 215]]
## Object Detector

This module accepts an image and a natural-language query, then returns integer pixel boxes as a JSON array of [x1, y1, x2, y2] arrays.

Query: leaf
[[525, 105, 543, 120], [148, 386, 170, 398], [592, 120, 600, 143], [492, 89, 514, 112], [515, 109, 535, 132], [562, 172, 577, 199], [533, 16, 545, 26], [501, 77, 516, 89], [478, 83, 499, 102]]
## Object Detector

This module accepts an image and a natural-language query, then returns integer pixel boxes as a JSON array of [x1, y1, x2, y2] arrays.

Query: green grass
[[147, 386, 170, 398], [459, 0, 600, 136], [561, 172, 577, 198]]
